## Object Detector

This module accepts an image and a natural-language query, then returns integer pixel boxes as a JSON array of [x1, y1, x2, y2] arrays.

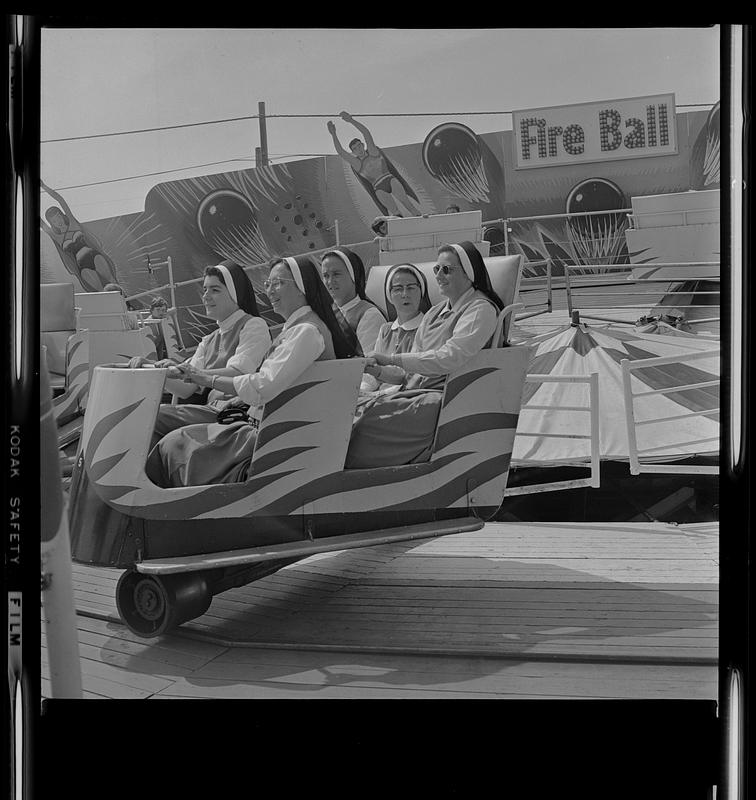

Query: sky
[[40, 27, 721, 221]]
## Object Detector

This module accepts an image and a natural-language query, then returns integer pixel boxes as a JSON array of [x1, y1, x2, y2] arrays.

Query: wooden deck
[[42, 520, 718, 699]]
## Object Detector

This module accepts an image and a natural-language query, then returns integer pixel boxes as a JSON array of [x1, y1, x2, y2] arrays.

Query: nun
[[320, 246, 386, 356], [360, 262, 431, 395], [146, 255, 357, 487], [346, 241, 503, 469], [130, 260, 272, 443]]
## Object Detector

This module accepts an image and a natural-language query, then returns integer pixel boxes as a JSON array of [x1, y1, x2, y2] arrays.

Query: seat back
[[490, 255, 524, 346], [41, 333, 74, 379], [74, 291, 130, 331], [430, 345, 532, 511], [41, 282, 76, 377], [365, 253, 523, 321], [377, 211, 490, 265], [250, 359, 365, 480], [51, 332, 89, 424], [144, 313, 184, 361], [84, 330, 157, 394]]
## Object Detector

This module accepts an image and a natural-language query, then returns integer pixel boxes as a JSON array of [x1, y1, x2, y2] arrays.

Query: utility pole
[[258, 101, 269, 167]]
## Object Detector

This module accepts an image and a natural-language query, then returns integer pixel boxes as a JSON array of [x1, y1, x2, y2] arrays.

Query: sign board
[[513, 94, 677, 170]]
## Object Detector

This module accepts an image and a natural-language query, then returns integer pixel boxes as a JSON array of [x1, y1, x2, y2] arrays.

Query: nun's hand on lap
[[216, 396, 246, 412], [371, 352, 391, 367]]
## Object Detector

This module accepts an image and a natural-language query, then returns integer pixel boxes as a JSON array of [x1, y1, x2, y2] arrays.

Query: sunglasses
[[433, 264, 457, 275]]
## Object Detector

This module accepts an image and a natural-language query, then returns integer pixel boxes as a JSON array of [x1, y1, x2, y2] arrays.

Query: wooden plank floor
[[42, 520, 718, 699]]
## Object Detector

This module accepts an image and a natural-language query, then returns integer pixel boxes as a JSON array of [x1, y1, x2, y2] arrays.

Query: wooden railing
[[506, 372, 600, 494], [621, 349, 720, 475]]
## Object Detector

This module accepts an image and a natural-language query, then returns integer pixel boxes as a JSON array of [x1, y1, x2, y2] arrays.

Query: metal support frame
[[564, 261, 575, 316], [129, 255, 185, 349], [490, 205, 719, 330], [491, 207, 634, 273], [129, 256, 176, 305], [492, 208, 633, 225], [621, 349, 720, 475], [514, 258, 554, 321], [504, 372, 600, 495], [563, 261, 720, 327]]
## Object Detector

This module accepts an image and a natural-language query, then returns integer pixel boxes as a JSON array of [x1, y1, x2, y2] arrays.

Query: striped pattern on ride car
[[82, 348, 530, 521]]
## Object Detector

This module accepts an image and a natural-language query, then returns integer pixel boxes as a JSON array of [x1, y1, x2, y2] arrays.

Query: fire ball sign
[[513, 94, 678, 170]]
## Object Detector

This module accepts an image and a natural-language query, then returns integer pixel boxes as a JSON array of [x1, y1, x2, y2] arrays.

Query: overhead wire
[[42, 101, 717, 190], [46, 154, 336, 190], [40, 103, 716, 144], [50, 158, 257, 191]]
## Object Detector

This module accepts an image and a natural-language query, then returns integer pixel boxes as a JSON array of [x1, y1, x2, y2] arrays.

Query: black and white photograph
[[13, 20, 749, 796]]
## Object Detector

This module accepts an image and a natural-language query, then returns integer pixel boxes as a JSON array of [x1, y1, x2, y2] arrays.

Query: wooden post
[[258, 101, 269, 167], [589, 371, 601, 488], [621, 358, 641, 476], [166, 256, 176, 314], [565, 268, 575, 318]]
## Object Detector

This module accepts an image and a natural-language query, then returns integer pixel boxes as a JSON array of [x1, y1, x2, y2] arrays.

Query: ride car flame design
[[53, 334, 88, 423], [80, 348, 530, 526]]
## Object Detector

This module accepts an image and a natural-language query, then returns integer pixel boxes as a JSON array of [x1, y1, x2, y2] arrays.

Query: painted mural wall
[[40, 104, 718, 345]]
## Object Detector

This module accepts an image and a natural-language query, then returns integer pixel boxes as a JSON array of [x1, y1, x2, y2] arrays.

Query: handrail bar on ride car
[[621, 349, 720, 475], [514, 258, 554, 322], [562, 261, 720, 330]]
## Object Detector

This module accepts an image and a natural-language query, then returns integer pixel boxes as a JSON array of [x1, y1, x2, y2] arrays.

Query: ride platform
[[43, 519, 718, 699]]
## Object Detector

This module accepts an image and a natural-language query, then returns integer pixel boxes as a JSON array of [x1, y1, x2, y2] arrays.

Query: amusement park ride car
[[65, 254, 531, 638]]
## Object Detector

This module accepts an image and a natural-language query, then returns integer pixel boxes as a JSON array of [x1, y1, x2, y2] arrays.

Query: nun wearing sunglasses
[[129, 260, 272, 445], [345, 241, 503, 469]]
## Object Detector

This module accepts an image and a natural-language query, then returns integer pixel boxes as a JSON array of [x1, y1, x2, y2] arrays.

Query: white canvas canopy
[[512, 323, 720, 465]]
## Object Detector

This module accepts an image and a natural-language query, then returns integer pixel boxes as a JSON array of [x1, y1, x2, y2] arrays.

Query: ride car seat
[[41, 282, 77, 392]]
